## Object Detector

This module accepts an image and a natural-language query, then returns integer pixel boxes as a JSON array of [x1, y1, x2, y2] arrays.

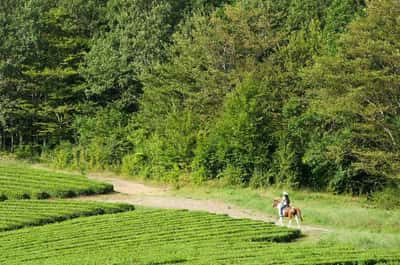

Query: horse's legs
[[288, 218, 292, 227], [277, 207, 284, 226], [295, 215, 300, 228]]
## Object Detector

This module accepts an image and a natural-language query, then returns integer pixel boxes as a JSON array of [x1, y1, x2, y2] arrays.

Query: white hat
[[283, 192, 288, 196]]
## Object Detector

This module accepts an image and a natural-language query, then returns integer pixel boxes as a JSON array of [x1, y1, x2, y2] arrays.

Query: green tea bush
[[0, 200, 134, 232], [0, 162, 113, 200], [0, 209, 398, 265]]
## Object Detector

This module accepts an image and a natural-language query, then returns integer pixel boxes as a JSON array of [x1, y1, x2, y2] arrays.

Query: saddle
[[283, 206, 295, 216]]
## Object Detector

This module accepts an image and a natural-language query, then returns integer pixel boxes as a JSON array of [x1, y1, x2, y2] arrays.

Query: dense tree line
[[1, 0, 399, 194]]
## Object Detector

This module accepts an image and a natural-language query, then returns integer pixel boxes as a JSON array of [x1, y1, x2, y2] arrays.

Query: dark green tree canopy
[[2, 0, 398, 194]]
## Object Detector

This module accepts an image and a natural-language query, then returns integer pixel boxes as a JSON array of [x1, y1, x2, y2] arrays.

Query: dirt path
[[79, 175, 328, 234]]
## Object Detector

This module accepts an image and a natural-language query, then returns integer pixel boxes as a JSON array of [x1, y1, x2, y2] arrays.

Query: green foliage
[[285, 0, 331, 32], [48, 141, 77, 169], [121, 152, 147, 177], [193, 79, 277, 185], [323, 0, 365, 52], [371, 187, 400, 210], [0, 0, 107, 151], [45, 107, 132, 171], [301, 0, 400, 194], [130, 0, 291, 183], [14, 144, 40, 160], [81, 0, 229, 112], [3, 0, 399, 195], [0, 200, 134, 232], [0, 161, 113, 200], [124, 110, 199, 182], [81, 0, 175, 111], [74, 107, 132, 169]]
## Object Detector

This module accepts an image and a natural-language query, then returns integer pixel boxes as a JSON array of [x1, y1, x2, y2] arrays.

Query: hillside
[[1, 1, 400, 264], [1, 0, 399, 195]]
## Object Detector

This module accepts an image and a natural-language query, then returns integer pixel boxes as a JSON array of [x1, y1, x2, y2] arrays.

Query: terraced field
[[0, 200, 134, 232], [0, 161, 399, 264], [0, 162, 113, 200], [1, 209, 399, 265]]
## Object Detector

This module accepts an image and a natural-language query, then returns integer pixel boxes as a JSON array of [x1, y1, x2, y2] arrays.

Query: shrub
[[121, 153, 148, 177], [50, 142, 75, 169], [371, 187, 400, 210], [249, 168, 274, 188], [218, 165, 247, 186], [14, 144, 40, 160], [0, 194, 7, 201]]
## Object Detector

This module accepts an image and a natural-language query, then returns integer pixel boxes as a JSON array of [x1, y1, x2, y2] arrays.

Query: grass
[[170, 184, 400, 249], [0, 209, 399, 265], [0, 160, 113, 200]]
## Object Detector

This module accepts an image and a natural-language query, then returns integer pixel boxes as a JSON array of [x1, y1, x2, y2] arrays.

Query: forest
[[1, 0, 399, 195]]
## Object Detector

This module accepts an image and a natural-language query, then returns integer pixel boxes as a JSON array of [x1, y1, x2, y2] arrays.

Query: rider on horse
[[273, 192, 302, 227], [279, 192, 290, 217]]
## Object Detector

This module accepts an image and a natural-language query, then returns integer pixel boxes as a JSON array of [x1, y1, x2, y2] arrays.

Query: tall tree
[[302, 0, 400, 193], [0, 0, 106, 152]]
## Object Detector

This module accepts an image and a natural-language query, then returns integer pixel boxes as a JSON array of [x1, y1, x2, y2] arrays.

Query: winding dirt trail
[[78, 175, 329, 234]]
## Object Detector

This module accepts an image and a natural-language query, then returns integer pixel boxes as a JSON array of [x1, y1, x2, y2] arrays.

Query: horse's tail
[[296, 208, 304, 221]]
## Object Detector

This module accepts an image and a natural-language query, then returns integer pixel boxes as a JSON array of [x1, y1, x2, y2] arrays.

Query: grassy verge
[[170, 184, 400, 249]]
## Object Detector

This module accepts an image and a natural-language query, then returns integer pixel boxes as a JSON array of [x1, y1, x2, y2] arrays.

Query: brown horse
[[273, 198, 303, 228]]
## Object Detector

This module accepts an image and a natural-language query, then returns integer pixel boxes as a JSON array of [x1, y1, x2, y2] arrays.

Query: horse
[[272, 198, 303, 228]]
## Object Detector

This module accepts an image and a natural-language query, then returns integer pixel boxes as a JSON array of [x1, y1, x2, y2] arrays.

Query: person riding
[[279, 192, 290, 217]]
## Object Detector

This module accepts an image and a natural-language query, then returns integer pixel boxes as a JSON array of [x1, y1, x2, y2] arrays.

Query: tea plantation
[[0, 163, 113, 200], [0, 209, 399, 265], [0, 200, 134, 232], [0, 161, 399, 265]]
